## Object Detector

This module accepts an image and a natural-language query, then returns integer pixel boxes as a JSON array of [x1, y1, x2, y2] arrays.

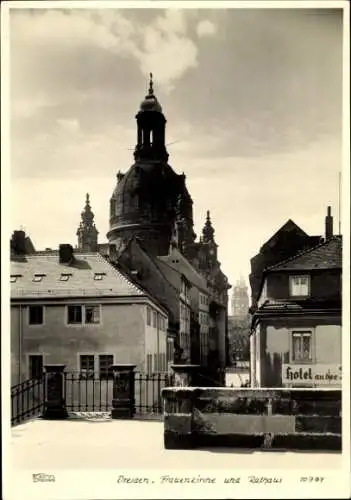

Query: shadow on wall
[[264, 351, 289, 387]]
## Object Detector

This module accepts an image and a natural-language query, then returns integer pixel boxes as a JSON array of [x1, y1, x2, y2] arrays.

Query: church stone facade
[[77, 74, 231, 373]]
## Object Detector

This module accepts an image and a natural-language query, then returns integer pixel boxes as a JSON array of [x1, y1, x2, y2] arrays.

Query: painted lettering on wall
[[282, 364, 342, 386]]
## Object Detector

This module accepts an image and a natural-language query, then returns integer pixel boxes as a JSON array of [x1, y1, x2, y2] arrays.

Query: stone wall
[[162, 387, 341, 451]]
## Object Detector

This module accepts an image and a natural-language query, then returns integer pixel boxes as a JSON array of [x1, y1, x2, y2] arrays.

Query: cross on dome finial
[[86, 193, 90, 205], [148, 72, 154, 95]]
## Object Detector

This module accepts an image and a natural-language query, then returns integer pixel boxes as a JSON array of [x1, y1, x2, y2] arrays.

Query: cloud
[[196, 20, 217, 38], [10, 8, 200, 101], [57, 118, 81, 135]]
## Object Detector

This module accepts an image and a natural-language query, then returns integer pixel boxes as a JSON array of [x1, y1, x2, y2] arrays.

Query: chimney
[[59, 244, 74, 264], [11, 230, 26, 255], [325, 206, 333, 240]]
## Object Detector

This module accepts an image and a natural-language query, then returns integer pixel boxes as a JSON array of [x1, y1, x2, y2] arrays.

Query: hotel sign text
[[282, 364, 342, 386]]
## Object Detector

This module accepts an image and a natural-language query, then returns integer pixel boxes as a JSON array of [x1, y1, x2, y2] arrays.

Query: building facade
[[10, 243, 168, 385], [250, 208, 342, 388]]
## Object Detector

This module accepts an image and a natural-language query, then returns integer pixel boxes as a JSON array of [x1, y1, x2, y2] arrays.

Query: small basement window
[[33, 274, 46, 282]]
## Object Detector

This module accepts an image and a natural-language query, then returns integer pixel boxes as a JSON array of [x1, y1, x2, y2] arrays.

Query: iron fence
[[134, 372, 174, 417], [64, 372, 114, 412], [11, 376, 45, 426]]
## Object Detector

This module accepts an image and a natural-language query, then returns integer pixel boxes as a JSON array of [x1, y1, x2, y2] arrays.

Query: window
[[152, 311, 157, 328], [33, 274, 45, 282], [29, 355, 43, 379], [146, 307, 151, 326], [167, 339, 174, 363], [153, 353, 158, 372], [292, 331, 312, 362], [68, 305, 83, 324], [160, 353, 167, 372], [85, 305, 100, 324], [99, 354, 114, 380], [29, 306, 44, 325], [10, 274, 22, 283], [60, 274, 71, 281], [290, 275, 310, 297], [79, 354, 95, 379], [147, 354, 152, 374], [94, 273, 106, 281]]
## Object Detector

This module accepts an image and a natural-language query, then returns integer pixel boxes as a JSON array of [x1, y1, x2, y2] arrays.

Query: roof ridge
[[264, 236, 339, 272], [95, 253, 143, 296]]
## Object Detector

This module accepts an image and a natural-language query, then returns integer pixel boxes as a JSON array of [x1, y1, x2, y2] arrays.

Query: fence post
[[171, 364, 201, 387], [111, 364, 136, 419], [42, 365, 68, 420]]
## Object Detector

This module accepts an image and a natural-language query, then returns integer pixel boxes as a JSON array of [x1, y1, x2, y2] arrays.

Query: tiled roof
[[10, 251, 146, 299], [265, 236, 342, 272]]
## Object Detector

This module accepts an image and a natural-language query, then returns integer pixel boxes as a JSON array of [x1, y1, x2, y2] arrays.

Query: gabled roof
[[265, 236, 342, 272], [261, 219, 308, 250], [10, 251, 150, 300]]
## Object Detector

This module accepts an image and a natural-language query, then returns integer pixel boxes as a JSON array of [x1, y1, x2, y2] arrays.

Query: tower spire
[[148, 72, 154, 96], [77, 193, 98, 251], [202, 210, 215, 243]]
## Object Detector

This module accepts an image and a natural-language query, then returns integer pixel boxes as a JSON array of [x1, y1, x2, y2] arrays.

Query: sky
[[8, 5, 344, 307]]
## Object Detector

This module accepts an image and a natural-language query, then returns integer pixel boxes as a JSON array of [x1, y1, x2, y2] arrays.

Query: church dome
[[140, 94, 162, 113]]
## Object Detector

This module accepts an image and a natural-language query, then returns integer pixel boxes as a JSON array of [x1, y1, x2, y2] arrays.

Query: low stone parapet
[[161, 387, 341, 451]]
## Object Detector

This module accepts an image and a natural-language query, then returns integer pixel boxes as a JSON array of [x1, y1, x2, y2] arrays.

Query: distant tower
[[77, 193, 98, 252], [231, 276, 249, 320]]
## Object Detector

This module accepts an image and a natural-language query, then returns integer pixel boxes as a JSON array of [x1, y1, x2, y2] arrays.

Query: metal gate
[[11, 376, 45, 426], [134, 372, 174, 418], [64, 372, 113, 413]]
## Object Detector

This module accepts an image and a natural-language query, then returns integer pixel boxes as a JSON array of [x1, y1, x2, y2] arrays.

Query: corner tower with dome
[[107, 73, 195, 256]]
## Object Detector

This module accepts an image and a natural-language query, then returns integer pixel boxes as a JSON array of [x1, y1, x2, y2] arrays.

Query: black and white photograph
[[1, 1, 350, 499]]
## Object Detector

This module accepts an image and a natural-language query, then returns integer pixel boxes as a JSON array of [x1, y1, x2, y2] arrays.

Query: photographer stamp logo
[[32, 473, 55, 483]]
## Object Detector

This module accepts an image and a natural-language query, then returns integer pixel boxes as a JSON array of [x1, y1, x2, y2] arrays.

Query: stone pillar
[[111, 364, 136, 419], [42, 365, 68, 420], [171, 364, 201, 387], [162, 387, 197, 449]]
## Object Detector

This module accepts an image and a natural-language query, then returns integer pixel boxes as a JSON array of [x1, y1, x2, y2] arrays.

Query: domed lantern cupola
[[134, 73, 168, 163]]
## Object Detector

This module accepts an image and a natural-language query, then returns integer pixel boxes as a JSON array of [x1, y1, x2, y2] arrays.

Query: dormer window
[[33, 274, 46, 283], [10, 274, 22, 283], [94, 273, 106, 281], [289, 275, 310, 297], [60, 273, 72, 282]]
